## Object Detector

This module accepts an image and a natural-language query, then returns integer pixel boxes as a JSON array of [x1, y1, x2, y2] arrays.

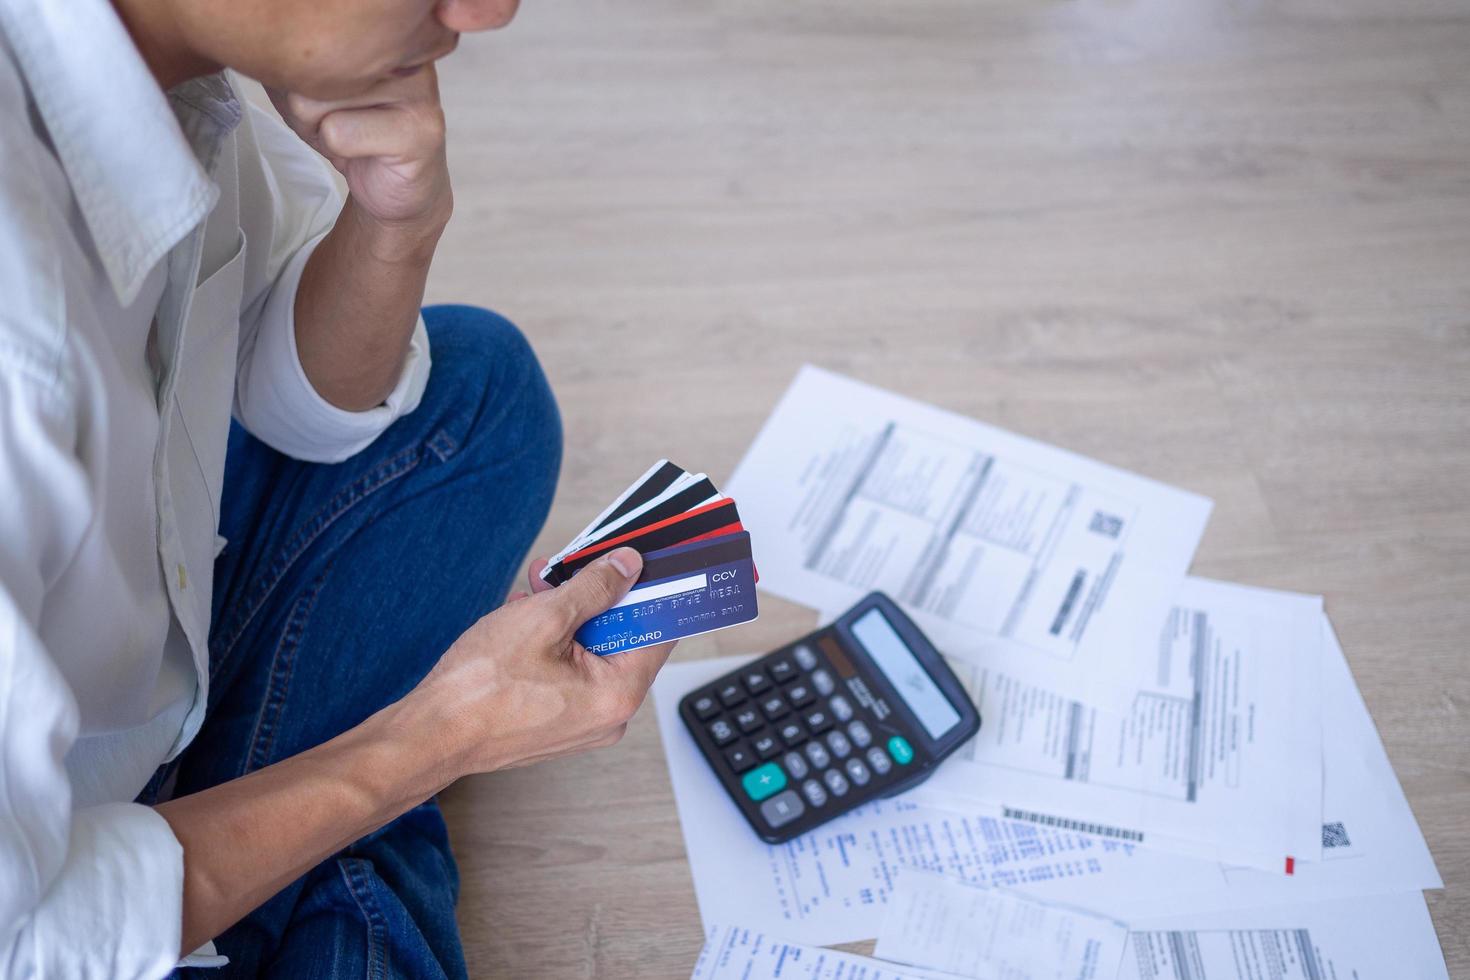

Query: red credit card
[[544, 498, 746, 586]]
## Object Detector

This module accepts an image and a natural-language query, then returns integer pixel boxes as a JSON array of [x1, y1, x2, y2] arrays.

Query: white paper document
[[897, 578, 1324, 871], [874, 871, 1129, 980], [655, 656, 1143, 947], [655, 614, 1438, 947], [725, 365, 1212, 705], [1122, 891, 1448, 980], [691, 925, 947, 980], [1037, 614, 1441, 921]]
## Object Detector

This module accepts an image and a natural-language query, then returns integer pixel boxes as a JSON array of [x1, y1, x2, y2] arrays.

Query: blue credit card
[[574, 531, 759, 656]]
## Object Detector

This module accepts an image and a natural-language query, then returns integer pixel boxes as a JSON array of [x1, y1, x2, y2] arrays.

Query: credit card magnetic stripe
[[586, 460, 686, 538], [636, 530, 753, 585], [577, 475, 717, 551], [563, 459, 684, 554], [543, 498, 744, 586], [546, 472, 715, 571]]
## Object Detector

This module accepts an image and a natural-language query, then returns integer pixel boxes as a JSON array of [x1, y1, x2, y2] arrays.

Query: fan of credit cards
[[542, 460, 760, 656]]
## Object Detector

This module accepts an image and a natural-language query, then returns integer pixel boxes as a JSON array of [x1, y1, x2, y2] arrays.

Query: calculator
[[678, 591, 981, 844]]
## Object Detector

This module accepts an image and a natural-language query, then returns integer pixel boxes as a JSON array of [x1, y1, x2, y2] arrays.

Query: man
[[0, 0, 674, 975]]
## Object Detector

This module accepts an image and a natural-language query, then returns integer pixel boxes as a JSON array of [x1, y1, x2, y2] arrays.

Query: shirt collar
[[0, 0, 241, 305]]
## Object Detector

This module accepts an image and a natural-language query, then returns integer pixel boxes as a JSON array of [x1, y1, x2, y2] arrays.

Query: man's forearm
[[293, 198, 448, 412], [155, 696, 461, 956]]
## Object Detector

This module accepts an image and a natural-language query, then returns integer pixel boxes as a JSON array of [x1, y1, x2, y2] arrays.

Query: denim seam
[[240, 573, 323, 776], [214, 441, 426, 675], [338, 857, 390, 980]]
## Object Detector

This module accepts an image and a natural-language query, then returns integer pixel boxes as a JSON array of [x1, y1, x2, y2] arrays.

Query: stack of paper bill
[[654, 366, 1447, 980]]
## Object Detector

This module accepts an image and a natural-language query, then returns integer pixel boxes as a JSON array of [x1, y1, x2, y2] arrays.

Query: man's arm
[[275, 65, 452, 412], [157, 550, 674, 955]]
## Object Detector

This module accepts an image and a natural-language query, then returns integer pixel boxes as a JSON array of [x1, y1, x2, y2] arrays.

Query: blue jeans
[[153, 305, 562, 977]]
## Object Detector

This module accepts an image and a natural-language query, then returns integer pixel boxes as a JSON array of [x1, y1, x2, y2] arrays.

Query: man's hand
[[269, 66, 452, 234], [404, 547, 678, 780], [283, 65, 456, 410], [157, 546, 673, 953]]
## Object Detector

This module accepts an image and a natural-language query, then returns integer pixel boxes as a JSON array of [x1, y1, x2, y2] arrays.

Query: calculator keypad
[[734, 707, 762, 733], [829, 695, 853, 722], [760, 790, 805, 829], [685, 637, 925, 838], [752, 733, 781, 759], [724, 744, 755, 771], [709, 719, 736, 745], [801, 778, 827, 807]]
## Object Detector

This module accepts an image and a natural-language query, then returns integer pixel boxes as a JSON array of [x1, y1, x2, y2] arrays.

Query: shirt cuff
[[235, 233, 431, 464], [27, 803, 185, 979]]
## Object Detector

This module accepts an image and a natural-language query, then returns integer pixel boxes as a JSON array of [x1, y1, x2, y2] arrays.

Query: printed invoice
[[874, 871, 1129, 980], [726, 366, 1212, 706], [655, 655, 1144, 946], [895, 578, 1325, 871], [652, 616, 1437, 947], [691, 925, 948, 980], [1121, 891, 1448, 980]]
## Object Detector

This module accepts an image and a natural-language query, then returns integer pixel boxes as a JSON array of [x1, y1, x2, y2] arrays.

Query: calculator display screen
[[851, 609, 961, 739]]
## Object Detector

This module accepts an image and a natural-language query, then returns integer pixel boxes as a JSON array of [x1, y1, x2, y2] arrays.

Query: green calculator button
[[887, 736, 914, 766], [742, 762, 788, 801]]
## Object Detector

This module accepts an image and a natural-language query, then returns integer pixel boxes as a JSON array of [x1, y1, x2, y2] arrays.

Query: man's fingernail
[[606, 547, 640, 578]]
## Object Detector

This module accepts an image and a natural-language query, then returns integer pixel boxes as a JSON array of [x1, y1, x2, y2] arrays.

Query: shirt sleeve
[[0, 367, 185, 980], [231, 97, 430, 464]]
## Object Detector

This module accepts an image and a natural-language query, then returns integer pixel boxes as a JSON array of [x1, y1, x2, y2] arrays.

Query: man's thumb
[[557, 547, 643, 622]]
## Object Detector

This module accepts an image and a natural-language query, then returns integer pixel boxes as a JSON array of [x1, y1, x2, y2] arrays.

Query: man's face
[[181, 0, 519, 98]]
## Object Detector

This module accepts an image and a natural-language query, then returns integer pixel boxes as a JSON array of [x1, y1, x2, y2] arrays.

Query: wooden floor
[[424, 0, 1470, 975]]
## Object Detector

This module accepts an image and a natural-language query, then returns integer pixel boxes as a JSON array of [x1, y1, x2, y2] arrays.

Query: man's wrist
[[341, 193, 452, 266], [353, 696, 466, 806]]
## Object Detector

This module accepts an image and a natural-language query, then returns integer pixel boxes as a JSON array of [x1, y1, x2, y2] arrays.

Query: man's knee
[[420, 304, 562, 489]]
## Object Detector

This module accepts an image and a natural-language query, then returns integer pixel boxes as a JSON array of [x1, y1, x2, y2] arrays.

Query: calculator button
[[786, 683, 815, 708], [692, 694, 720, 720], [752, 733, 781, 760], [888, 735, 915, 765], [811, 669, 835, 696], [759, 790, 805, 829], [742, 762, 788, 802], [708, 719, 737, 746], [724, 744, 756, 773], [801, 778, 828, 808], [768, 658, 798, 684], [784, 751, 810, 780], [826, 730, 853, 759], [803, 708, 834, 735], [866, 746, 893, 775], [778, 720, 807, 747], [734, 707, 763, 734], [844, 757, 871, 787], [847, 720, 873, 749], [793, 644, 818, 671], [829, 695, 853, 722], [804, 741, 832, 769], [823, 768, 850, 797], [743, 670, 772, 696], [718, 683, 746, 708], [760, 694, 789, 721]]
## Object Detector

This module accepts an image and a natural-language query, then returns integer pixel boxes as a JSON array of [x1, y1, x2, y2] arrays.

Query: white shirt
[[0, 0, 431, 975]]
